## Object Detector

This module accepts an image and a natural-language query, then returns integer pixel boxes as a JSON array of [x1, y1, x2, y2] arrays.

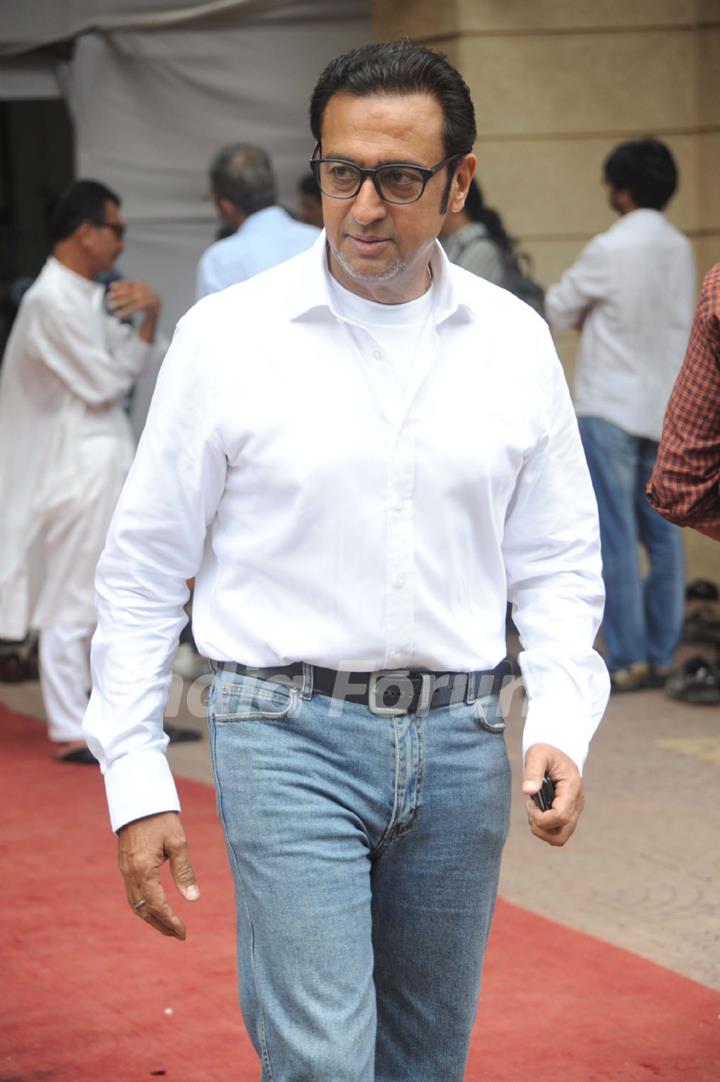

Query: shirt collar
[[287, 232, 476, 326]]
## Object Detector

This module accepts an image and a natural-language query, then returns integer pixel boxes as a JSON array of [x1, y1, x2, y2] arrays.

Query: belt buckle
[[368, 670, 433, 717]]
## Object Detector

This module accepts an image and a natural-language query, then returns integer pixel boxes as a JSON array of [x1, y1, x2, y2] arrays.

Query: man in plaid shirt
[[648, 263, 720, 542]]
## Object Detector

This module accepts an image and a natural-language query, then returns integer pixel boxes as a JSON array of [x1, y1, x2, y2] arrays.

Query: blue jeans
[[578, 416, 685, 671], [207, 665, 511, 1082]]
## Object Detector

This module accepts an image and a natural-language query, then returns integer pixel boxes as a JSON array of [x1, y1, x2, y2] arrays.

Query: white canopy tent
[[1, 1, 372, 422]]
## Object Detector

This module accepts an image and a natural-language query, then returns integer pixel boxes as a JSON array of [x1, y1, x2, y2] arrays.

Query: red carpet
[[2, 702, 719, 1081]]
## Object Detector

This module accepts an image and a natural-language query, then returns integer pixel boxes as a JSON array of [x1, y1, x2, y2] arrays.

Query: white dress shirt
[[546, 208, 695, 440], [196, 205, 320, 299], [84, 234, 609, 832]]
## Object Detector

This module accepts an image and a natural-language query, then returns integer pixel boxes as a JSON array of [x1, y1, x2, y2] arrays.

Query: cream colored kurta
[[0, 257, 152, 640]]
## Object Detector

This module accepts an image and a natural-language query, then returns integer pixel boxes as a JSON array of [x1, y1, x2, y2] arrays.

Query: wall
[[375, 0, 720, 580]]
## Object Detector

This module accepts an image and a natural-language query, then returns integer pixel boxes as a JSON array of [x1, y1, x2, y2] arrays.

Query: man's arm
[[502, 328, 610, 846], [647, 264, 720, 538], [32, 285, 158, 406], [545, 235, 609, 332], [83, 310, 227, 934]]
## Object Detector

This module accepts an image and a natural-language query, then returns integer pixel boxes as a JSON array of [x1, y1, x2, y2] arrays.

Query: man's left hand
[[522, 742, 584, 847]]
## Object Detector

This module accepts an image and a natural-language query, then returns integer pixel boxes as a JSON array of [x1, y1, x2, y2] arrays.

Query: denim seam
[[207, 714, 276, 1082], [368, 718, 402, 858]]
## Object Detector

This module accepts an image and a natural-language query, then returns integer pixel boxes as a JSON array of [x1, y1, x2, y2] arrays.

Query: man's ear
[[74, 220, 95, 249], [449, 152, 477, 214], [216, 197, 244, 227]]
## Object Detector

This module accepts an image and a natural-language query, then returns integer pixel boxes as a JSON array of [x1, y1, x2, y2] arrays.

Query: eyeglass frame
[[88, 218, 127, 240], [309, 146, 471, 205]]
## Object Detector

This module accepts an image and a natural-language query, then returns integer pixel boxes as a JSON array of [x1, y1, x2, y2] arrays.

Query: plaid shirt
[[647, 263, 720, 530]]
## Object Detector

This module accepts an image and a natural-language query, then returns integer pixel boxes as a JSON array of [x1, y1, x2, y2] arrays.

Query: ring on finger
[[133, 898, 147, 911]]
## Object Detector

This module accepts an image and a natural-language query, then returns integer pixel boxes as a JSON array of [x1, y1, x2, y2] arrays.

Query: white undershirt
[[327, 274, 436, 414]]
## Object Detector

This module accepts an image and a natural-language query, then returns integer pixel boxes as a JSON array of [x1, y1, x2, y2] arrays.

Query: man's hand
[[107, 279, 160, 319], [522, 743, 584, 847], [118, 811, 199, 939], [107, 279, 161, 344]]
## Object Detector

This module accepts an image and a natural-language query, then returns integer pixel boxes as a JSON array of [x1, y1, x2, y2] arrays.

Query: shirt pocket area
[[209, 671, 298, 722]]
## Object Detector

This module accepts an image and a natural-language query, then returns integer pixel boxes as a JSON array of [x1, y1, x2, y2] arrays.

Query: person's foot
[[55, 741, 97, 764], [609, 661, 649, 693]]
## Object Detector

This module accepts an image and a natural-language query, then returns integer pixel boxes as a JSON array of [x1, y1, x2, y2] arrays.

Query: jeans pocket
[[474, 691, 506, 733], [208, 671, 299, 722]]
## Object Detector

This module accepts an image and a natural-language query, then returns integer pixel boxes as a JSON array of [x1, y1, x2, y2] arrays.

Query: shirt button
[[372, 349, 383, 360], [394, 575, 405, 589]]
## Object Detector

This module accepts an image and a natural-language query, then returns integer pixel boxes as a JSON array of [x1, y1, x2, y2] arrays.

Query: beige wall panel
[[373, 0, 458, 42], [472, 134, 698, 240], [693, 236, 720, 281], [684, 530, 720, 583], [459, 32, 696, 136], [697, 0, 720, 25], [457, 0, 702, 33], [698, 132, 720, 229], [697, 28, 720, 125]]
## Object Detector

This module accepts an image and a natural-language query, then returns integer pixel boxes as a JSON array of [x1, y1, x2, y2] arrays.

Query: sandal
[[665, 656, 720, 704]]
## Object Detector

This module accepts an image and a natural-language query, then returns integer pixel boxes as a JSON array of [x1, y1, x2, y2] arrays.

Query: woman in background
[[440, 179, 514, 285]]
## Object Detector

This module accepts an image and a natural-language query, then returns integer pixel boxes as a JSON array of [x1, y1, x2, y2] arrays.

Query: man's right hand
[[118, 811, 199, 939]]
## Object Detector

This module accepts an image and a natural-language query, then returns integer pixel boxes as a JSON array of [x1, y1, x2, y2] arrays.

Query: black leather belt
[[212, 659, 512, 718]]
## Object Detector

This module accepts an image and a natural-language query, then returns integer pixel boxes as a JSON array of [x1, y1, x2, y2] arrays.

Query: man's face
[[85, 199, 125, 274], [319, 91, 475, 303]]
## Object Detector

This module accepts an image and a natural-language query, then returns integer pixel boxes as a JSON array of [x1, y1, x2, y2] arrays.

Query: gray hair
[[209, 144, 276, 216]]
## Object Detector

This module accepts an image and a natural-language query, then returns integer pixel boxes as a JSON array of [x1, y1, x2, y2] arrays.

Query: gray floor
[[4, 656, 719, 991]]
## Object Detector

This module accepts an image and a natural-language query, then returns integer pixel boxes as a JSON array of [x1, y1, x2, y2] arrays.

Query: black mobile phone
[[531, 774, 555, 812]]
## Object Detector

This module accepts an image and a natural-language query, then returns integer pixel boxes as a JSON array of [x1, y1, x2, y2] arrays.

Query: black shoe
[[56, 747, 98, 765], [165, 725, 202, 744]]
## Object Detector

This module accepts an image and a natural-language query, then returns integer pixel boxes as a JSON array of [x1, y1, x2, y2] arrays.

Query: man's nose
[[351, 176, 386, 223]]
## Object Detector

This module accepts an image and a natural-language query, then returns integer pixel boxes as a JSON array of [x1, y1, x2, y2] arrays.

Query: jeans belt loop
[[301, 662, 314, 700]]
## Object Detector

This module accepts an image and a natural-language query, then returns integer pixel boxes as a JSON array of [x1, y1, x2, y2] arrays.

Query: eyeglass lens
[[317, 162, 427, 203]]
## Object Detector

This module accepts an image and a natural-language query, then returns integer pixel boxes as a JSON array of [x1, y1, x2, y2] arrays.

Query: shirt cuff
[[517, 648, 610, 774], [521, 702, 591, 775], [103, 748, 181, 833]]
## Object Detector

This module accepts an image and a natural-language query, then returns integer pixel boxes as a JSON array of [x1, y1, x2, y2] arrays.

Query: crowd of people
[[0, 37, 718, 1081]]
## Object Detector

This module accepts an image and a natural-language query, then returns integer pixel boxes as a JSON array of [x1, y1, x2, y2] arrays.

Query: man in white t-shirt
[[85, 42, 609, 1081], [547, 139, 694, 692]]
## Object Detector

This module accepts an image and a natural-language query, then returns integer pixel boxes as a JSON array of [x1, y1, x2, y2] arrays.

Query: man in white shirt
[[196, 143, 319, 298], [546, 139, 695, 692], [0, 180, 161, 762], [85, 43, 609, 1081]]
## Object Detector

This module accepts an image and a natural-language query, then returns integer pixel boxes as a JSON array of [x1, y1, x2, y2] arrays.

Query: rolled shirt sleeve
[[546, 236, 610, 331]]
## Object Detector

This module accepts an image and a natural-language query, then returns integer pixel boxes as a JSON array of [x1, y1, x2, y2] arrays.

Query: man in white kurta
[[0, 179, 160, 760]]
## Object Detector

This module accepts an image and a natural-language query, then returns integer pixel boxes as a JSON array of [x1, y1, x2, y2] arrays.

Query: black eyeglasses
[[309, 149, 469, 205], [89, 219, 127, 240]]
